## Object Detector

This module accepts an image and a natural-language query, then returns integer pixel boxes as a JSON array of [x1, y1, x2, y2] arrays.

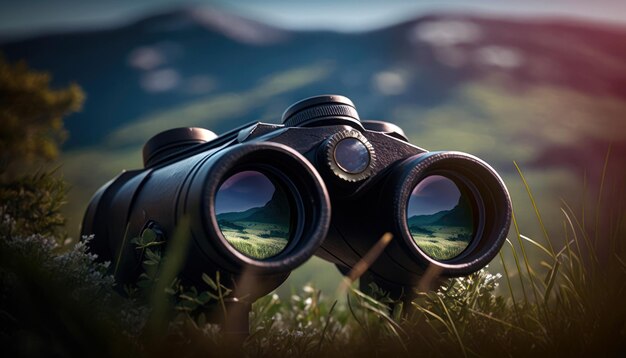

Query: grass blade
[[316, 300, 337, 353], [435, 295, 467, 358], [514, 161, 555, 256]]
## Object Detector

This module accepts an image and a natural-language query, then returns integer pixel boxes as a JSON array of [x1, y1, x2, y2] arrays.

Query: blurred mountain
[[2, 7, 625, 149], [2, 6, 624, 242]]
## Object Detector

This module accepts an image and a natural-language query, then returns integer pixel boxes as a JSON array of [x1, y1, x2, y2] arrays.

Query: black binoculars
[[82, 95, 511, 326]]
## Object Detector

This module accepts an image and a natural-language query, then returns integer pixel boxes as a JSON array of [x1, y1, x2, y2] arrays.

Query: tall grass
[[243, 159, 626, 356], [2, 161, 624, 357]]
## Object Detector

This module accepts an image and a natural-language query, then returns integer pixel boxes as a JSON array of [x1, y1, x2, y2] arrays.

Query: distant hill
[[216, 189, 290, 225], [1, 7, 625, 150], [408, 210, 448, 227], [408, 197, 473, 228], [2, 6, 624, 239]]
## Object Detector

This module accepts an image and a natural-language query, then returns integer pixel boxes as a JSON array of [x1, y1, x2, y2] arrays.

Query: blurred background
[[1, 0, 624, 295]]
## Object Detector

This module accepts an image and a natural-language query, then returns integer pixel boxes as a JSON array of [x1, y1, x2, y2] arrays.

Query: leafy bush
[[0, 56, 83, 178], [0, 226, 129, 357], [3, 189, 624, 357], [0, 56, 83, 242], [0, 170, 68, 240]]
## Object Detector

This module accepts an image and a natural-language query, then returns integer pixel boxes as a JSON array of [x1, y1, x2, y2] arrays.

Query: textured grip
[[283, 104, 360, 127]]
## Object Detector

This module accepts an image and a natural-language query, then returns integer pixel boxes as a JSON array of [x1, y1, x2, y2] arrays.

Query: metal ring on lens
[[215, 169, 299, 260], [406, 173, 482, 261], [189, 142, 331, 273], [388, 151, 512, 276], [324, 130, 376, 182]]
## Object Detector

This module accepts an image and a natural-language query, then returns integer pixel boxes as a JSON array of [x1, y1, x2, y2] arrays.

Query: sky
[[407, 175, 462, 217], [215, 171, 275, 214], [1, 0, 625, 38]]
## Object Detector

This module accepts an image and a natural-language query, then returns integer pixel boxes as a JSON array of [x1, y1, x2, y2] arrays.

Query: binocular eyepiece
[[82, 94, 511, 329]]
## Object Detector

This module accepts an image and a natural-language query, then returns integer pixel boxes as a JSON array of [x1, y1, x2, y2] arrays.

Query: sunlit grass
[[170, 158, 626, 356], [221, 233, 288, 260], [243, 161, 626, 356], [410, 225, 471, 260], [3, 155, 624, 356]]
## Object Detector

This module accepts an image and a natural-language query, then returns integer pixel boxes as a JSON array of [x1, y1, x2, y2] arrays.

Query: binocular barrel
[[83, 140, 330, 297], [323, 150, 511, 294], [82, 94, 512, 306]]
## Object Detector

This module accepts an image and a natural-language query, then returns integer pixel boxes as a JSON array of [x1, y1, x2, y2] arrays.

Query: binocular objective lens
[[215, 171, 292, 259], [407, 175, 474, 261], [333, 138, 370, 174]]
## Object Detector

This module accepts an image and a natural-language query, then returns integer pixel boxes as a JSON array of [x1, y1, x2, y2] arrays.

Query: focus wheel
[[324, 129, 376, 182], [282, 94, 361, 128]]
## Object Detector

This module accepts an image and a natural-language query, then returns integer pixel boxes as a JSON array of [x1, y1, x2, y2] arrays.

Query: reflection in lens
[[406, 175, 474, 260], [215, 171, 291, 259], [334, 138, 370, 174]]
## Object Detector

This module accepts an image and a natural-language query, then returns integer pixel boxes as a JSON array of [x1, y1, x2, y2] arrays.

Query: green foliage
[[0, 56, 84, 177], [0, 170, 68, 241], [0, 230, 132, 357], [2, 137, 625, 358], [2, 183, 625, 356], [0, 57, 84, 242], [246, 286, 347, 355], [129, 162, 626, 356], [0, 59, 125, 357], [127, 226, 235, 338]]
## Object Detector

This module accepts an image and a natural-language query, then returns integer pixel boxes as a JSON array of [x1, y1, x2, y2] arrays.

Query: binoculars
[[82, 95, 511, 330]]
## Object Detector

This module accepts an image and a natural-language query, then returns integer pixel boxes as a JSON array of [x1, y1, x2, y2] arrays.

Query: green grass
[[410, 225, 471, 260], [153, 161, 623, 355], [220, 221, 289, 259], [3, 159, 623, 357], [242, 159, 625, 356]]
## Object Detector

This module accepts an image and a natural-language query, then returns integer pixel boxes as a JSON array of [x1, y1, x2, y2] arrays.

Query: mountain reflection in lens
[[407, 175, 474, 260], [215, 171, 291, 259]]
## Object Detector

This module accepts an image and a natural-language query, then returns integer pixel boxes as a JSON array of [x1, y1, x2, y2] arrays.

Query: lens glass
[[215, 171, 291, 259], [407, 175, 474, 260], [334, 138, 370, 174]]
